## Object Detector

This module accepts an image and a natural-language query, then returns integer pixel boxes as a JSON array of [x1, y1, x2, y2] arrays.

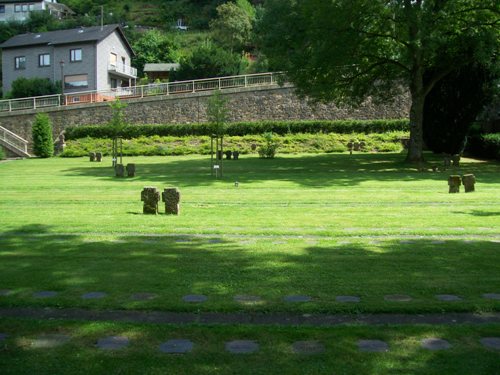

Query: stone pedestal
[[233, 151, 239, 160], [443, 156, 451, 168], [162, 187, 181, 215], [225, 150, 232, 160], [126, 163, 135, 177], [115, 164, 125, 177], [89, 152, 96, 162], [448, 175, 461, 193], [141, 187, 160, 214], [462, 174, 476, 192], [96, 152, 102, 162], [452, 154, 461, 167]]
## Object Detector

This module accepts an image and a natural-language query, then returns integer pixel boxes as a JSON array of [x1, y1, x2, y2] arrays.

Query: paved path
[[1, 307, 500, 326]]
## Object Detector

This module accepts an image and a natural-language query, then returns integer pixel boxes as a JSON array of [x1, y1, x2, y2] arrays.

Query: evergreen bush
[[32, 113, 54, 158]]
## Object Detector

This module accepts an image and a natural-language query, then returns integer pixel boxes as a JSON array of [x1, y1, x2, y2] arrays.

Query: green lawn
[[0, 153, 499, 314]]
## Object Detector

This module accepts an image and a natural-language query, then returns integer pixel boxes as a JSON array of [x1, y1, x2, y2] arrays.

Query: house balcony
[[108, 62, 137, 79]]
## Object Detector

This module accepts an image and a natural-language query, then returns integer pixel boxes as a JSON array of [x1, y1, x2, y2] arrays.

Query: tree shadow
[[61, 153, 500, 187]]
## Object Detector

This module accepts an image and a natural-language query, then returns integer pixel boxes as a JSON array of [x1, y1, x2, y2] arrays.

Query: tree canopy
[[257, 0, 499, 162]]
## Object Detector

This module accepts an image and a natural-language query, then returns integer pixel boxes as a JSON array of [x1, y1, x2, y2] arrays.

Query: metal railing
[[0, 72, 284, 113], [108, 62, 138, 77], [0, 125, 29, 156]]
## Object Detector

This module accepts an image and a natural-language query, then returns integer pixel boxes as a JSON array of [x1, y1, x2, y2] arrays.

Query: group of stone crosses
[[141, 187, 180, 215]]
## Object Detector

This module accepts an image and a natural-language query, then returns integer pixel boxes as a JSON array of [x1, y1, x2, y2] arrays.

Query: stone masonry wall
[[0, 85, 410, 150]]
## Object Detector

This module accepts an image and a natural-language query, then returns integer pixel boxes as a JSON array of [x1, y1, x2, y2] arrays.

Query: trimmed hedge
[[32, 113, 54, 158], [65, 119, 409, 140], [468, 133, 500, 160]]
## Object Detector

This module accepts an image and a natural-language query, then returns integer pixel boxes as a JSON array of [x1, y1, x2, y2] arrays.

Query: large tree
[[257, 0, 499, 162]]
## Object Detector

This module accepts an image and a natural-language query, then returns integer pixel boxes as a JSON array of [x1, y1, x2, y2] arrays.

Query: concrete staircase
[[0, 125, 30, 158]]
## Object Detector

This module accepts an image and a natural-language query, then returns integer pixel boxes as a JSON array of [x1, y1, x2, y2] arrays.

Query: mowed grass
[[0, 318, 499, 375], [0, 153, 499, 313]]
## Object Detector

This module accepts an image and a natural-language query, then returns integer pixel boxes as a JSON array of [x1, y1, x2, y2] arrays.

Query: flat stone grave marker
[[384, 294, 412, 302], [421, 338, 451, 351], [284, 295, 312, 303], [482, 293, 500, 300], [0, 289, 12, 296], [81, 292, 107, 300], [400, 240, 414, 244], [435, 294, 462, 302], [358, 339, 389, 352], [31, 334, 71, 349], [159, 339, 194, 354], [33, 291, 58, 298], [291, 341, 325, 355], [336, 295, 360, 303], [480, 337, 500, 351], [208, 238, 223, 244], [431, 240, 446, 245], [225, 340, 259, 354], [96, 336, 129, 350], [234, 295, 262, 304], [182, 294, 207, 303], [130, 292, 157, 301], [0, 333, 8, 342]]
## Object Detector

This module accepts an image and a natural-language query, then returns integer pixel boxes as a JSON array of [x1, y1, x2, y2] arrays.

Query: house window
[[22, 4, 28, 12], [109, 53, 117, 66], [28, 4, 35, 11], [70, 48, 82, 62], [38, 53, 50, 67], [15, 5, 22, 12], [64, 74, 88, 89], [0, 5, 5, 13], [15, 56, 26, 70], [111, 78, 117, 89]]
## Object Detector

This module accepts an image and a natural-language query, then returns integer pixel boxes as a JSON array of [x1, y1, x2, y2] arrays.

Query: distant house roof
[[0, 24, 134, 56], [144, 63, 180, 72], [0, 0, 44, 3]]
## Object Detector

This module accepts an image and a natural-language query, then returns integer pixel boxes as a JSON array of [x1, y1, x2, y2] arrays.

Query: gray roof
[[144, 63, 180, 72], [0, 0, 44, 3], [0, 24, 134, 55]]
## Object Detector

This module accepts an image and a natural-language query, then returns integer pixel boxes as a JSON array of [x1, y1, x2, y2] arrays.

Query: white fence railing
[[108, 62, 138, 77], [0, 125, 29, 155], [0, 72, 284, 113]]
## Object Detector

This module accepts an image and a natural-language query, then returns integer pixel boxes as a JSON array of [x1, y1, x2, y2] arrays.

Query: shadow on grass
[[61, 153, 500, 187], [0, 224, 499, 314]]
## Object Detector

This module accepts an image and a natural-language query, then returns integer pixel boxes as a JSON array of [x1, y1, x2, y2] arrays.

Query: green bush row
[[65, 119, 409, 140], [468, 133, 500, 160], [61, 132, 409, 157]]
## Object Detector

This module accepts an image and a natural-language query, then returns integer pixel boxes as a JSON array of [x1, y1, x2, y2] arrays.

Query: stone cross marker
[[448, 175, 461, 193], [462, 174, 476, 192], [162, 187, 181, 215], [141, 187, 160, 214]]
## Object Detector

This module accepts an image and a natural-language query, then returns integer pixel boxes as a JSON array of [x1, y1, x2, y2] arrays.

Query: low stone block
[[443, 155, 451, 168], [462, 174, 476, 193], [89, 152, 96, 162], [162, 187, 181, 215], [225, 150, 232, 160], [126, 163, 136, 177], [95, 152, 102, 162], [233, 151, 240, 160], [115, 164, 125, 177], [452, 154, 461, 167], [141, 187, 160, 214], [448, 175, 461, 193]]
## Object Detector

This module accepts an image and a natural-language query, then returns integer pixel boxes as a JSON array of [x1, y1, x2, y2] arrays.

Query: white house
[[0, 0, 74, 22]]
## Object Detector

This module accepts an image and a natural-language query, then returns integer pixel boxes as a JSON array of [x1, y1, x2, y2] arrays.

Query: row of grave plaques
[[141, 187, 180, 215]]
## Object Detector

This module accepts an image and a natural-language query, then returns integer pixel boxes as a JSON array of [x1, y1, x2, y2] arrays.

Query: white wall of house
[[0, 1, 46, 22]]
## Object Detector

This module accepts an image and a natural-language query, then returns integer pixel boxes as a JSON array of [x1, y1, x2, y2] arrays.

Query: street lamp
[[60, 60, 65, 105]]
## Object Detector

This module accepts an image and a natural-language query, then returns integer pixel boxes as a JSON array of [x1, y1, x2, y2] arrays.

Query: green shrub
[[65, 119, 409, 140], [32, 113, 54, 158], [258, 132, 278, 158], [7, 77, 59, 99]]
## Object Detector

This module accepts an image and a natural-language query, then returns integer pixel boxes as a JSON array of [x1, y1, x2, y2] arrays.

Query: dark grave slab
[[384, 294, 412, 302], [421, 338, 451, 350], [0, 333, 8, 342], [81, 292, 107, 300], [159, 339, 194, 354], [234, 295, 262, 304], [225, 340, 259, 354], [482, 293, 500, 300], [358, 339, 389, 352], [400, 240, 414, 244], [291, 340, 325, 355], [208, 239, 223, 244], [284, 295, 312, 303], [33, 291, 58, 298], [0, 289, 12, 296], [32, 334, 71, 349], [431, 240, 446, 245], [96, 336, 129, 350], [480, 337, 500, 351], [336, 295, 360, 303], [182, 294, 207, 303], [435, 294, 462, 302], [130, 292, 157, 301]]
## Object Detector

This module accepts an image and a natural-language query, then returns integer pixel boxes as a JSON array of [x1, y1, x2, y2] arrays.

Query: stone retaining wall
[[0, 85, 410, 149]]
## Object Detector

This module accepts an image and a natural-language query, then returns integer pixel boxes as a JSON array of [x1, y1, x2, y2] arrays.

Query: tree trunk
[[406, 89, 425, 163]]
